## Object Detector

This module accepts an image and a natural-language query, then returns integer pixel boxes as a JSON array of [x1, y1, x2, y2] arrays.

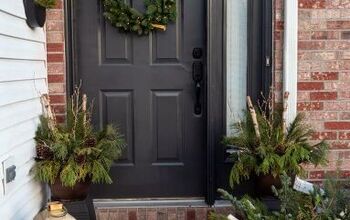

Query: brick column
[[46, 0, 66, 123], [297, 0, 350, 179], [274, 0, 350, 180]]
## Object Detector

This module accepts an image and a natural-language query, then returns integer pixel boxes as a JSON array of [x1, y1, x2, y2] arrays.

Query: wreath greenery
[[102, 0, 177, 35], [35, 0, 57, 9]]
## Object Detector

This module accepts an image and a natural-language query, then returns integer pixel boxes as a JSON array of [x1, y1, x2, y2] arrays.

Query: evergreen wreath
[[35, 0, 57, 9], [102, 0, 177, 35]]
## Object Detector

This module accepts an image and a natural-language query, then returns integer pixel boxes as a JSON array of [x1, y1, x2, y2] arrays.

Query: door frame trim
[[206, 0, 224, 205], [64, 0, 224, 205]]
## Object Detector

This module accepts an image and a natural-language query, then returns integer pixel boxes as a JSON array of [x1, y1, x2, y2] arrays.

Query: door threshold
[[93, 198, 231, 208], [94, 198, 207, 208]]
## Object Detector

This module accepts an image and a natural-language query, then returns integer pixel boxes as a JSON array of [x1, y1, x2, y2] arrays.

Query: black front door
[[74, 0, 206, 198]]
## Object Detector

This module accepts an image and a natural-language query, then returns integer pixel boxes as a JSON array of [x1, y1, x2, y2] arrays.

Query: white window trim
[[283, 0, 298, 124]]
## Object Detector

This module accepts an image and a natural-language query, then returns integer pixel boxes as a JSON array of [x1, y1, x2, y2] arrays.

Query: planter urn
[[23, 0, 46, 28], [50, 178, 91, 201], [255, 174, 282, 197]]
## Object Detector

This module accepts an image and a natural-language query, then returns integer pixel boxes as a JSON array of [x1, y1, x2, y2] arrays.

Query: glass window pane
[[226, 0, 248, 134]]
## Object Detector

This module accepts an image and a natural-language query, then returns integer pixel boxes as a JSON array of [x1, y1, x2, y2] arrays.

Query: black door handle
[[194, 82, 202, 115], [192, 61, 203, 115]]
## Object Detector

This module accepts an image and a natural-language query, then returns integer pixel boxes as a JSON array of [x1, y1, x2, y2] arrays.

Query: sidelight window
[[226, 0, 248, 135], [225, 0, 273, 134]]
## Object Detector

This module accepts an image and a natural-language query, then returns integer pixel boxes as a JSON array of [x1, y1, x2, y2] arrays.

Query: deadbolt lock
[[192, 48, 203, 59]]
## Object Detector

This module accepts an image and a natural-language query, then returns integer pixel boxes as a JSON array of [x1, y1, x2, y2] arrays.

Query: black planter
[[255, 174, 282, 197], [255, 174, 296, 197], [23, 0, 46, 28], [51, 178, 91, 202]]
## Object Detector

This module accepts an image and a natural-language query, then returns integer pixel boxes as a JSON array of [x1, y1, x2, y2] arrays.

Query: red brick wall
[[46, 0, 66, 123], [274, 0, 350, 180]]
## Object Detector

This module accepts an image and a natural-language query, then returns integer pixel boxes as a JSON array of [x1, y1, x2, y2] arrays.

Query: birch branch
[[82, 94, 87, 124], [40, 94, 56, 131], [247, 96, 261, 141], [282, 91, 290, 135]]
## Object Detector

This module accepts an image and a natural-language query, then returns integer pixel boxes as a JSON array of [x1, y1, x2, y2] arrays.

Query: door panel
[[151, 17, 182, 64], [151, 90, 184, 165], [101, 16, 133, 64], [75, 0, 206, 198], [100, 90, 135, 166]]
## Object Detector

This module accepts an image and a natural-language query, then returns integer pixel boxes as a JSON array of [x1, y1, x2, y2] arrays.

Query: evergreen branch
[[35, 0, 56, 9], [224, 93, 329, 188], [33, 86, 126, 187]]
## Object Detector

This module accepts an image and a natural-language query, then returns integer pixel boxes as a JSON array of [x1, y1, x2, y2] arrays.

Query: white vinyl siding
[[0, 0, 47, 219]]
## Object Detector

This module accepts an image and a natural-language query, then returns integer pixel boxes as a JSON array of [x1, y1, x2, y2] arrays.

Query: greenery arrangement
[[35, 0, 57, 9], [32, 87, 125, 187], [210, 173, 350, 220], [102, 0, 177, 35], [224, 93, 328, 187], [209, 190, 269, 220], [274, 174, 350, 219]]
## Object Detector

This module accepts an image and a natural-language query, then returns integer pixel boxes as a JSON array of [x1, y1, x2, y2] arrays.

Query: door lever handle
[[192, 61, 203, 115], [194, 82, 202, 115]]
